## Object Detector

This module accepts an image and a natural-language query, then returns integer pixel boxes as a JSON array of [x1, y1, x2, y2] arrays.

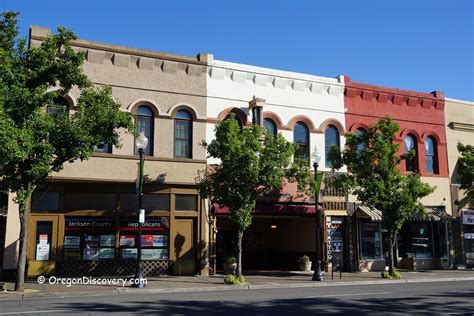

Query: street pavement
[[0, 269, 473, 301], [0, 280, 473, 314]]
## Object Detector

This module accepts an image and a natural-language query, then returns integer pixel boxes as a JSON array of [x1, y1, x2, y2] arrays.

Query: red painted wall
[[344, 76, 448, 177]]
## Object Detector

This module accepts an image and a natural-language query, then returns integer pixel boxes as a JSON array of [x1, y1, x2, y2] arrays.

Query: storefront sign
[[119, 235, 135, 247], [462, 210, 474, 225], [64, 236, 81, 248], [120, 217, 169, 231], [100, 235, 115, 247], [121, 248, 137, 259], [65, 217, 115, 230]]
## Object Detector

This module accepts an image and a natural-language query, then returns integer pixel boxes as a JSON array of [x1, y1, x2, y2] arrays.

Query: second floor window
[[325, 125, 340, 168], [135, 106, 154, 156], [263, 118, 277, 137], [404, 134, 418, 172], [47, 97, 69, 117], [294, 122, 309, 161], [174, 110, 192, 158], [425, 136, 438, 174]]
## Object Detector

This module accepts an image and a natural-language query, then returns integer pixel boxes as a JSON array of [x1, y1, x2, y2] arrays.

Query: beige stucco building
[[1, 26, 211, 279], [444, 97, 474, 267]]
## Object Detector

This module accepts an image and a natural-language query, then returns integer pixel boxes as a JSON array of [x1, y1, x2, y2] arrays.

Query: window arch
[[174, 110, 192, 158], [135, 106, 154, 156], [404, 134, 418, 172], [294, 122, 309, 161], [425, 136, 438, 174], [325, 125, 340, 167], [47, 97, 69, 117], [263, 118, 277, 137]]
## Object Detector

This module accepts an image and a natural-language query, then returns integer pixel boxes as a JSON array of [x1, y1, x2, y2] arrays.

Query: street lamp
[[134, 132, 148, 288], [311, 146, 323, 281]]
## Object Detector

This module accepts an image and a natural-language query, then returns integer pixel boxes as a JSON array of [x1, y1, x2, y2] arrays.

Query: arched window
[[225, 113, 243, 129], [174, 110, 192, 158], [356, 128, 366, 157], [135, 106, 154, 156], [294, 122, 309, 161], [325, 125, 340, 167], [47, 97, 69, 117], [404, 134, 418, 172], [425, 136, 438, 174], [263, 118, 277, 137]]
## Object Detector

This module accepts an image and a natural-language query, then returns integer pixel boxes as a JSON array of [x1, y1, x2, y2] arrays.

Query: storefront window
[[63, 217, 115, 261], [410, 222, 433, 258], [119, 217, 170, 260], [32, 191, 59, 211], [175, 195, 197, 211], [359, 221, 382, 259]]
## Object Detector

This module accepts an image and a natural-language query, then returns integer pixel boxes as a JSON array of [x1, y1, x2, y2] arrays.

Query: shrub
[[224, 274, 245, 285], [298, 255, 310, 264], [381, 269, 402, 279], [224, 256, 236, 265]]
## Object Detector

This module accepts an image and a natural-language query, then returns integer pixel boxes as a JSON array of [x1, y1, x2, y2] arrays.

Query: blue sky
[[2, 0, 473, 100]]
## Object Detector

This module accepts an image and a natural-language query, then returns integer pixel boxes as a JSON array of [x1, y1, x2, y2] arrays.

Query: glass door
[[27, 215, 59, 277]]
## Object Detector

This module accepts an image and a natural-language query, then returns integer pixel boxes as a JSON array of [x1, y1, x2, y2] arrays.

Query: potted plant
[[223, 256, 237, 275], [298, 255, 312, 272]]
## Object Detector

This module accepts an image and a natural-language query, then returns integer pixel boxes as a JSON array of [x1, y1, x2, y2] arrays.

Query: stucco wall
[[206, 58, 346, 171]]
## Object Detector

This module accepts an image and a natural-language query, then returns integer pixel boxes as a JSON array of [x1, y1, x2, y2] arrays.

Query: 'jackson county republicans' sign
[[462, 210, 474, 225], [120, 216, 170, 231], [65, 217, 114, 230]]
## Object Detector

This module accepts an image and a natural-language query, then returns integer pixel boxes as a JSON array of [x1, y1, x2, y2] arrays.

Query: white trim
[[445, 97, 474, 105]]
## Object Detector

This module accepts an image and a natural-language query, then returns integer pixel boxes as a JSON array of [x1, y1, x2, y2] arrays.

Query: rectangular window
[[410, 222, 433, 258], [175, 194, 197, 211], [360, 221, 382, 259], [175, 120, 191, 158], [120, 194, 170, 212], [35, 221, 53, 261], [93, 143, 112, 154], [32, 192, 59, 211]]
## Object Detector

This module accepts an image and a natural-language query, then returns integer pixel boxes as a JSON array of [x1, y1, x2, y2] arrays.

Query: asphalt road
[[0, 280, 473, 315]]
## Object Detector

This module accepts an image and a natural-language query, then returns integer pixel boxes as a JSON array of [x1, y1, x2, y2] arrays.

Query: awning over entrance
[[356, 205, 382, 222], [355, 204, 454, 222], [213, 203, 323, 215]]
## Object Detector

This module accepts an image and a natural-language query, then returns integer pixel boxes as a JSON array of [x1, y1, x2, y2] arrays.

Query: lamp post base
[[312, 260, 324, 281], [132, 267, 146, 288]]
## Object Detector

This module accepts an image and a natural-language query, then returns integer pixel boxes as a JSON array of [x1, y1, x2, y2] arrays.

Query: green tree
[[196, 116, 315, 279], [456, 142, 474, 207], [0, 12, 133, 291], [328, 117, 433, 276]]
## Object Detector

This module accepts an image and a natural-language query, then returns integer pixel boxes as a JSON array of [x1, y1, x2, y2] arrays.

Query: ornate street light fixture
[[311, 146, 323, 281], [134, 132, 148, 288]]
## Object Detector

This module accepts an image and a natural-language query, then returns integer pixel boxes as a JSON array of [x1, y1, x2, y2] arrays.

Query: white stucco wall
[[205, 57, 346, 171]]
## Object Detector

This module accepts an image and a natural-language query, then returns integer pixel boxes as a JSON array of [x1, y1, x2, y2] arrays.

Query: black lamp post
[[312, 146, 323, 281], [134, 132, 148, 288]]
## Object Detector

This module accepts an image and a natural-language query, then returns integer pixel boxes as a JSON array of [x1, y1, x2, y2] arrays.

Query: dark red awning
[[213, 203, 323, 215]]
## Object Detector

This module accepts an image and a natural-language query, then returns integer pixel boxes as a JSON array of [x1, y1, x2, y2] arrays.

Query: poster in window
[[64, 249, 81, 261], [121, 248, 137, 259], [64, 236, 81, 248], [83, 248, 99, 260], [141, 235, 153, 247], [152, 235, 167, 247], [100, 235, 115, 247], [141, 248, 169, 260], [120, 235, 135, 247], [99, 248, 114, 259], [36, 243, 50, 261], [39, 234, 49, 244], [84, 235, 99, 248]]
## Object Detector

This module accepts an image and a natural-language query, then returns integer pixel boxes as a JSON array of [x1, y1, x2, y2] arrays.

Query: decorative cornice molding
[[449, 122, 474, 132]]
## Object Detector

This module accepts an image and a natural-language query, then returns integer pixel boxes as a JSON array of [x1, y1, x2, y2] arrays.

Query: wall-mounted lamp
[[271, 224, 277, 229]]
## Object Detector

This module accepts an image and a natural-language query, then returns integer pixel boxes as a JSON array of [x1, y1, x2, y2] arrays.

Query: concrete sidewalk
[[1, 269, 473, 300]]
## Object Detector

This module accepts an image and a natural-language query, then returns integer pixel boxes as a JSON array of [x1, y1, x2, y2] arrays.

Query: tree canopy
[[329, 117, 434, 274], [0, 11, 133, 291], [456, 142, 474, 207], [197, 115, 315, 278]]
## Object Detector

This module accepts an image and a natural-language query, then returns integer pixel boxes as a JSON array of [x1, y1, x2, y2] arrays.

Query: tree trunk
[[388, 231, 397, 276], [15, 201, 30, 292], [236, 230, 243, 279]]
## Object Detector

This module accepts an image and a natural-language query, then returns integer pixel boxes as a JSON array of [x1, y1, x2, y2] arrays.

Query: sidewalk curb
[[1, 276, 473, 301]]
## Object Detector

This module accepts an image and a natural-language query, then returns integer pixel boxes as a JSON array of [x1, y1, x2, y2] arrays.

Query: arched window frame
[[325, 125, 340, 168], [424, 136, 438, 174], [355, 128, 367, 158], [263, 118, 277, 137], [174, 110, 193, 158], [404, 134, 418, 172], [294, 122, 309, 162], [135, 105, 154, 156], [47, 96, 70, 117]]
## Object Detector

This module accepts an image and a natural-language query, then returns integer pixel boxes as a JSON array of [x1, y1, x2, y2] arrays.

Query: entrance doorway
[[27, 215, 60, 277], [174, 218, 196, 275]]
